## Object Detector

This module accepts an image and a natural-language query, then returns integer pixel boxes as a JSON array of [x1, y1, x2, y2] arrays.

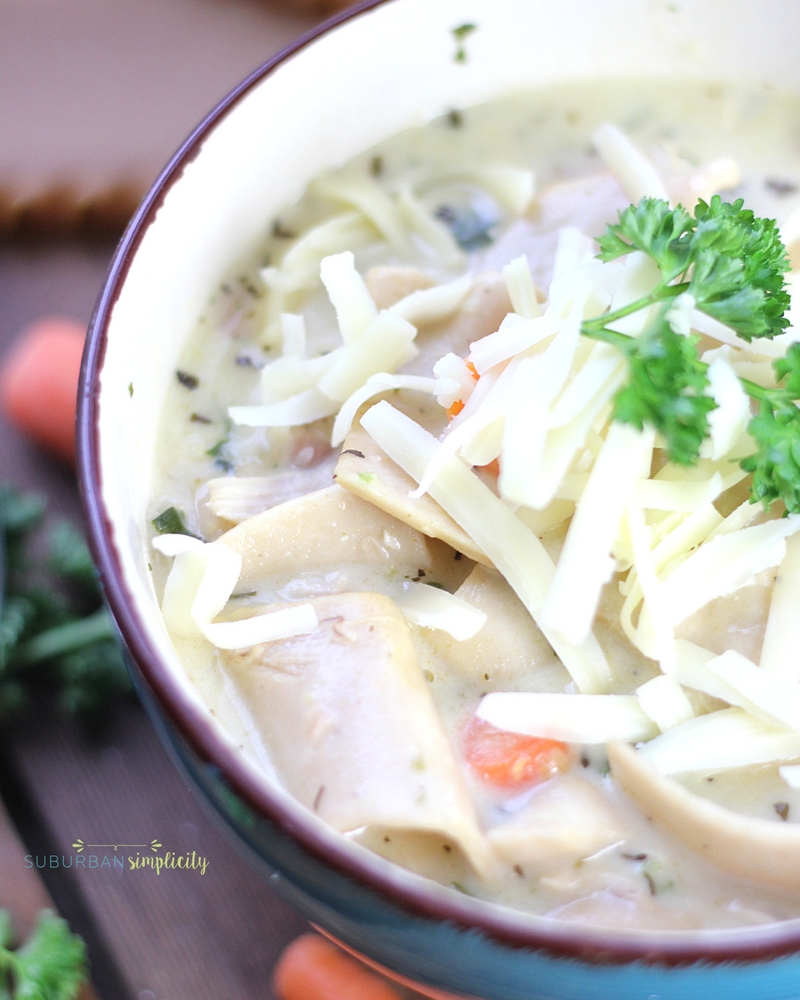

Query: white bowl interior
[[95, 0, 800, 893]]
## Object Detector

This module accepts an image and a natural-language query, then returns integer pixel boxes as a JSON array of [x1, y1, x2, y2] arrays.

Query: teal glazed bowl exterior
[[78, 1, 800, 997]]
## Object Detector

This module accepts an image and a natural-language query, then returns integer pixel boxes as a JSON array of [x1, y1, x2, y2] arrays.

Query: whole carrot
[[273, 934, 403, 1000], [0, 317, 85, 464]]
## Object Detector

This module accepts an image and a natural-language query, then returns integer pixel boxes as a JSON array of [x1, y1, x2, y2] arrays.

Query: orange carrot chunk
[[476, 457, 500, 478], [273, 934, 403, 1000], [463, 716, 571, 789], [445, 358, 480, 421], [0, 317, 85, 464], [445, 398, 465, 420]]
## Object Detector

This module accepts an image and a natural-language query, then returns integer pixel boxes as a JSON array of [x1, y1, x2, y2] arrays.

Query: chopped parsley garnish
[[151, 506, 199, 538], [176, 370, 199, 390], [451, 22, 477, 62], [593, 196, 790, 342], [739, 344, 800, 511], [582, 195, 800, 509]]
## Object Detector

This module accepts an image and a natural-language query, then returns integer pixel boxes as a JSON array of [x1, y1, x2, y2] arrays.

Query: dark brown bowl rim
[[77, 0, 800, 970]]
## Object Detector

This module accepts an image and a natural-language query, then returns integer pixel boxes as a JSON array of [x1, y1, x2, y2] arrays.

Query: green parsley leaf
[[773, 339, 800, 397], [0, 910, 87, 1000], [741, 398, 800, 511], [740, 343, 800, 512], [689, 197, 790, 340], [597, 198, 694, 280], [452, 22, 477, 41], [585, 195, 793, 475], [451, 22, 477, 62], [595, 196, 790, 341], [592, 315, 716, 465], [151, 506, 200, 538]]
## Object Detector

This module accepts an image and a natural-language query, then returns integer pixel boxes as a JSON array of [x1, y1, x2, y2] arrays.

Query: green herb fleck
[[451, 22, 477, 62], [356, 472, 376, 484], [127, 382, 134, 398], [151, 506, 200, 538], [176, 370, 199, 390], [583, 196, 794, 490], [272, 219, 296, 240]]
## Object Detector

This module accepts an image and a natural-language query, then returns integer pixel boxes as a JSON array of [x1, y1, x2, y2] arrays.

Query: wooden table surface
[[0, 242, 314, 1000]]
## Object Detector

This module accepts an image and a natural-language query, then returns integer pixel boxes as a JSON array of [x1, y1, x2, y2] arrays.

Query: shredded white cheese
[[760, 531, 800, 682], [389, 273, 472, 326], [502, 254, 541, 319], [280, 313, 306, 358], [541, 422, 654, 645], [360, 401, 612, 693], [636, 675, 695, 733], [478, 692, 657, 743], [396, 582, 487, 641], [152, 534, 318, 649], [331, 373, 436, 447], [319, 251, 378, 344], [636, 516, 800, 655], [592, 123, 669, 203], [779, 764, 800, 789], [229, 388, 339, 428], [638, 708, 800, 776]]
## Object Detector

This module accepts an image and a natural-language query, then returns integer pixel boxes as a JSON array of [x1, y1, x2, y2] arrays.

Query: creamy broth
[[149, 80, 800, 929]]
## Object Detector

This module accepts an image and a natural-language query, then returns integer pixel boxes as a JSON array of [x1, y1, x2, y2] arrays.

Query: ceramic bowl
[[78, 1, 800, 996]]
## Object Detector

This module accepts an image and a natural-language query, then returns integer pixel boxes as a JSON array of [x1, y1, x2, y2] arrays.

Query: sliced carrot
[[477, 457, 500, 477], [445, 398, 465, 420], [463, 716, 571, 789], [0, 318, 85, 464], [445, 358, 480, 421], [273, 934, 403, 1000]]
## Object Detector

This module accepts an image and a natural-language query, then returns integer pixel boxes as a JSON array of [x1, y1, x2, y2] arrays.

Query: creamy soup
[[148, 80, 800, 930]]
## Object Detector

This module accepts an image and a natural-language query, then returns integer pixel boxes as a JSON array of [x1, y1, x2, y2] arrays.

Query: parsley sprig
[[585, 314, 716, 466], [588, 196, 790, 341], [0, 909, 87, 1000], [581, 196, 800, 508], [739, 343, 800, 511], [0, 488, 132, 716]]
